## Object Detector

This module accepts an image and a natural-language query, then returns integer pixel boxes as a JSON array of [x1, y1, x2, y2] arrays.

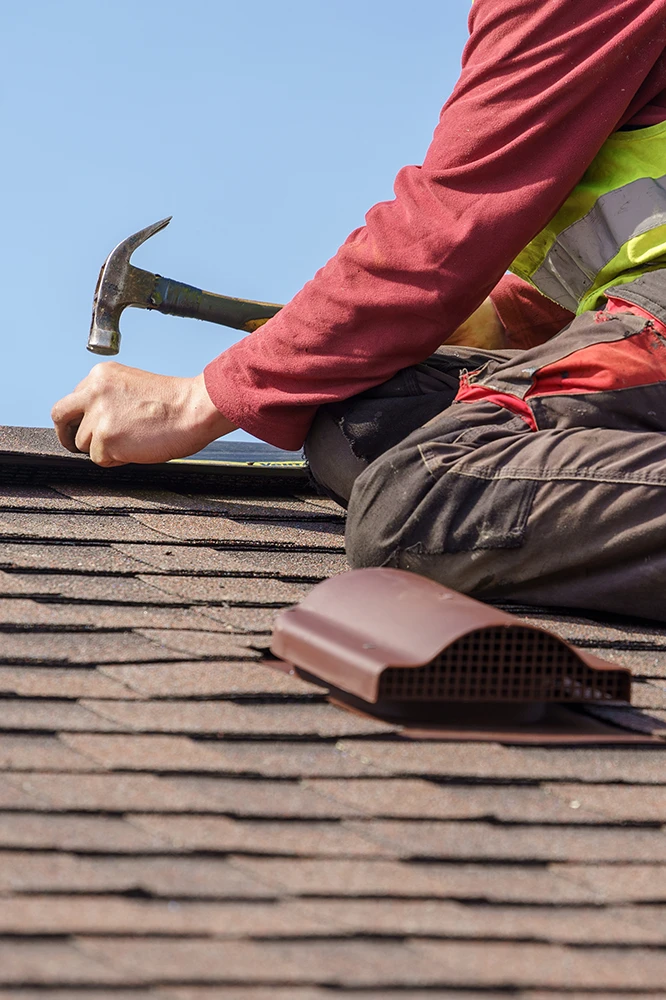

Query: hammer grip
[[150, 276, 282, 333]]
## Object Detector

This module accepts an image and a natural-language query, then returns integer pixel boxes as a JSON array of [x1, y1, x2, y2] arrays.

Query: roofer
[[52, 1, 666, 621]]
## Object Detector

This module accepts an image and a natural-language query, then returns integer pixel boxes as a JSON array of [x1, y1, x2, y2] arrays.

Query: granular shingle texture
[[0, 425, 665, 996]]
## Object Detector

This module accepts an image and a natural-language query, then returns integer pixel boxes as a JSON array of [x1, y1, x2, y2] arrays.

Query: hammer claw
[[120, 216, 172, 257]]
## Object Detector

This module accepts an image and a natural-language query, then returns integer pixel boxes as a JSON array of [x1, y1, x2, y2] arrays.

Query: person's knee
[[304, 407, 368, 508], [345, 441, 432, 570]]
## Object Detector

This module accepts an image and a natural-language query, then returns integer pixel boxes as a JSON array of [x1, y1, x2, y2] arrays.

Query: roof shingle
[[0, 429, 665, 994]]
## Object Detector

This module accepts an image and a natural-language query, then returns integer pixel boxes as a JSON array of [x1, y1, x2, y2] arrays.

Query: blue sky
[[1, 0, 470, 437]]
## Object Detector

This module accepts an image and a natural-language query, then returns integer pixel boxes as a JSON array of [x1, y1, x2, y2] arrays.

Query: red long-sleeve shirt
[[204, 0, 666, 450]]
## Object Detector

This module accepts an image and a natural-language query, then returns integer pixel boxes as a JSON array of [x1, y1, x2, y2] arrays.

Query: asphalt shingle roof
[[0, 425, 665, 996]]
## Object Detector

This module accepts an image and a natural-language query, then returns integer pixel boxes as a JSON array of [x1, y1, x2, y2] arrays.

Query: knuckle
[[97, 423, 119, 448], [89, 361, 119, 388], [89, 363, 107, 382]]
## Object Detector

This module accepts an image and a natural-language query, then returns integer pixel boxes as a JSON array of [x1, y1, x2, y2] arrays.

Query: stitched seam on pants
[[452, 465, 666, 487], [419, 443, 449, 481]]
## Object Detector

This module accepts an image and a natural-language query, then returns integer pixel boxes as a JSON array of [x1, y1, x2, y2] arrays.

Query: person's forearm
[[205, 0, 666, 450]]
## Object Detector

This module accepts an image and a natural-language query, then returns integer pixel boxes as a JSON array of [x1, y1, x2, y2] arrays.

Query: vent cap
[[271, 568, 630, 705]]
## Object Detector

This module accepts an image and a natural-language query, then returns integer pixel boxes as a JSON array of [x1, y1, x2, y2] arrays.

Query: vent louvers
[[270, 568, 632, 708], [378, 626, 629, 703]]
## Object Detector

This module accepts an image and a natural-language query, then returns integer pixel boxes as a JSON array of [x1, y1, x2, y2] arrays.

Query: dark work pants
[[305, 283, 666, 621]]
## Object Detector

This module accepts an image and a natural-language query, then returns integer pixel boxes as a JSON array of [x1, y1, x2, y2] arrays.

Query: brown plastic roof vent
[[271, 568, 631, 708]]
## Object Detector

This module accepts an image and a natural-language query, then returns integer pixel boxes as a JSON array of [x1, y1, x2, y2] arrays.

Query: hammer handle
[[150, 275, 282, 333]]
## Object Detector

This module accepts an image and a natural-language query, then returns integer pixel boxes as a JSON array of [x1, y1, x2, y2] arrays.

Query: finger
[[51, 391, 87, 453], [51, 388, 87, 428], [74, 416, 93, 456], [88, 432, 126, 469], [54, 421, 79, 454]]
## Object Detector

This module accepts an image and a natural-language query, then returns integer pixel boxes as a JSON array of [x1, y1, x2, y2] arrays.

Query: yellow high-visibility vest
[[511, 120, 666, 313]]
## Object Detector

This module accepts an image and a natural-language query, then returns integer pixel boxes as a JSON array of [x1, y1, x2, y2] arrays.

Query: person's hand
[[442, 297, 506, 350], [51, 363, 236, 467]]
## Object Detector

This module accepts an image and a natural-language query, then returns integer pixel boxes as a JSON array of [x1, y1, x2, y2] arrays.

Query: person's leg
[[345, 398, 666, 620], [305, 345, 516, 507], [345, 300, 666, 621]]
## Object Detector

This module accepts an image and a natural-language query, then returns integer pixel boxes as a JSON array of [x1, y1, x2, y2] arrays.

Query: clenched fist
[[51, 363, 236, 467]]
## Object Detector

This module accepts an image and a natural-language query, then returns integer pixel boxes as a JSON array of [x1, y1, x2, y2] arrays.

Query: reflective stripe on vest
[[511, 119, 666, 314]]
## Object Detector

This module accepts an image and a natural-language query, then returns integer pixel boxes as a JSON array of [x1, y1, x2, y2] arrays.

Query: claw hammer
[[88, 217, 282, 355]]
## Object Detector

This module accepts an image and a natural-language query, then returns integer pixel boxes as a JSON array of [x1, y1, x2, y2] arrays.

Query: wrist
[[187, 373, 237, 439]]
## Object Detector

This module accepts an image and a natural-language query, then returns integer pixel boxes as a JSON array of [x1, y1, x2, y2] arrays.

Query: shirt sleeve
[[204, 0, 666, 450], [490, 273, 574, 351]]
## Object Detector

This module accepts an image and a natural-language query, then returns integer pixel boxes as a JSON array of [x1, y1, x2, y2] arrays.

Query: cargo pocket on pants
[[435, 472, 538, 554]]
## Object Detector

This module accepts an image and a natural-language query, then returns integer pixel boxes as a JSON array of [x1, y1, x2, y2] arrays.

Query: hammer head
[[87, 217, 172, 355]]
